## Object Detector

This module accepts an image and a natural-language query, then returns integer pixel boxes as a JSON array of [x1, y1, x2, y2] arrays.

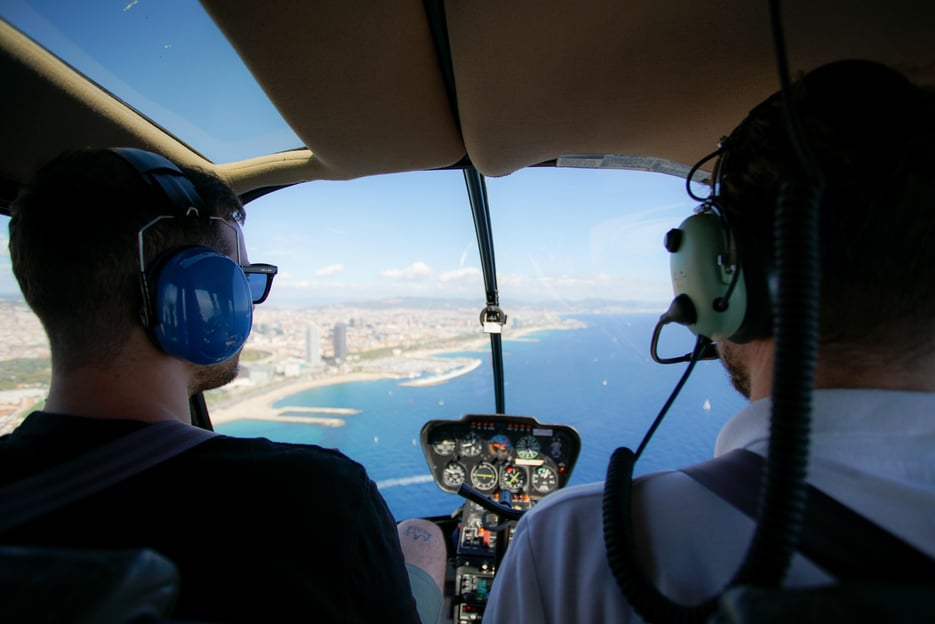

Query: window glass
[[1, 0, 299, 161], [0, 167, 746, 519], [210, 168, 746, 519], [0, 214, 51, 435]]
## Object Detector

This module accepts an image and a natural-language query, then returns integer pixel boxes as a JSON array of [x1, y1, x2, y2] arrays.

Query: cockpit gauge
[[531, 465, 558, 494], [470, 462, 498, 491], [432, 437, 457, 456], [500, 466, 526, 494], [487, 433, 513, 460], [420, 415, 580, 497], [515, 435, 541, 460], [460, 431, 484, 457], [547, 431, 570, 461], [442, 461, 467, 488], [500, 465, 527, 493]]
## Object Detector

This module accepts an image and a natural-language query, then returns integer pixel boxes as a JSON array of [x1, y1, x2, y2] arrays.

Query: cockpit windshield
[[184, 167, 746, 519], [0, 2, 748, 522], [2, 0, 299, 161], [0, 165, 746, 520]]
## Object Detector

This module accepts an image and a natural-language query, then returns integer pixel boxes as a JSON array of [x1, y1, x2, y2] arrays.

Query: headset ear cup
[[147, 247, 253, 365], [726, 233, 773, 343], [668, 211, 748, 341]]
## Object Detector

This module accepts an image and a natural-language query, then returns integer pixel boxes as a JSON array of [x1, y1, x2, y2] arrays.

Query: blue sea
[[215, 313, 747, 521]]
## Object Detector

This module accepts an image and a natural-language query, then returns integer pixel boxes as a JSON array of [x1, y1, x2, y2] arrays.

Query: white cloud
[[381, 262, 433, 281], [439, 267, 482, 283], [315, 263, 345, 277]]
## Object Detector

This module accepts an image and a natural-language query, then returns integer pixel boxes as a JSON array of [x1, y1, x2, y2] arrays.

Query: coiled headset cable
[[601, 0, 825, 620]]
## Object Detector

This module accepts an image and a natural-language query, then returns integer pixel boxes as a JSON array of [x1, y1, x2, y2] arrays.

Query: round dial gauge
[[460, 431, 483, 457], [531, 465, 558, 494], [515, 435, 541, 460], [487, 433, 513, 460], [441, 462, 466, 488], [547, 432, 569, 461], [432, 437, 457, 456], [500, 465, 527, 493], [470, 462, 498, 491]]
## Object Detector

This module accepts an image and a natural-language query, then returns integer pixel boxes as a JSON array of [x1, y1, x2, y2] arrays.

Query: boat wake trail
[[375, 474, 437, 489]]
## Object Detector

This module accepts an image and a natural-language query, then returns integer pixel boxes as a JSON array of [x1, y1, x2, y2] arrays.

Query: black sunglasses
[[242, 263, 278, 304]]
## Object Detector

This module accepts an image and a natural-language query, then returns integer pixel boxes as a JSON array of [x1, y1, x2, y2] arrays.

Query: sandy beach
[[209, 371, 385, 424], [208, 321, 583, 425]]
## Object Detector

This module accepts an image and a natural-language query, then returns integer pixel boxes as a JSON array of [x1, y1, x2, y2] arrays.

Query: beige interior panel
[[447, 0, 935, 177], [202, 0, 466, 178], [3, 2, 935, 196]]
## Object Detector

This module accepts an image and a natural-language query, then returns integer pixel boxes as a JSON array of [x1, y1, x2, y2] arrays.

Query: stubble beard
[[190, 355, 240, 394], [718, 340, 752, 400]]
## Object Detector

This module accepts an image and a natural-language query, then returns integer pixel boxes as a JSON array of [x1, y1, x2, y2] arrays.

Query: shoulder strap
[[0, 421, 219, 533], [681, 449, 935, 582]]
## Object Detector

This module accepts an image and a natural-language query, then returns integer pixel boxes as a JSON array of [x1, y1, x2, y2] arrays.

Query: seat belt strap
[[681, 448, 935, 582], [0, 421, 219, 533]]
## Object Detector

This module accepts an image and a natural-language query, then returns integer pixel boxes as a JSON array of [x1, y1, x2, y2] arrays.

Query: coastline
[[399, 358, 482, 387], [209, 321, 582, 425], [209, 371, 384, 424]]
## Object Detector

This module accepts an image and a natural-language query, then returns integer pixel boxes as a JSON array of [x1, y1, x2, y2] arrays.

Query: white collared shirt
[[484, 389, 935, 624]]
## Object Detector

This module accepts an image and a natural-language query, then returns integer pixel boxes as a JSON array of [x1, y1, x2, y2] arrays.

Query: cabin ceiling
[[2, 0, 934, 199]]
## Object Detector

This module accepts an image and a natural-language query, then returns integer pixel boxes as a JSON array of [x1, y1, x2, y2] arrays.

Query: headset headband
[[109, 147, 206, 218]]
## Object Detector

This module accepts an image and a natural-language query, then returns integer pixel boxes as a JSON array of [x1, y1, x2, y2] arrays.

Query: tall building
[[333, 322, 347, 362], [305, 323, 321, 365]]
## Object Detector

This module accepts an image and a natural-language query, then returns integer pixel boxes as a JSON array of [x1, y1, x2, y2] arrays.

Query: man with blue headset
[[0, 148, 441, 623]]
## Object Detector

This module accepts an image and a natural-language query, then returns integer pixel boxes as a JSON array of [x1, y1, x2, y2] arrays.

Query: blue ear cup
[[147, 247, 253, 365], [666, 211, 748, 341]]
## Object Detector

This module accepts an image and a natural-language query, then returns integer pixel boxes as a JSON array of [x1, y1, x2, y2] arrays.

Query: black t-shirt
[[0, 412, 421, 623]]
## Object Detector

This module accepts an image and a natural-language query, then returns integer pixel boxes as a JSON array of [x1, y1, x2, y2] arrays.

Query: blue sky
[[1, 1, 705, 308], [0, 166, 698, 307], [3, 0, 298, 161], [233, 167, 698, 307]]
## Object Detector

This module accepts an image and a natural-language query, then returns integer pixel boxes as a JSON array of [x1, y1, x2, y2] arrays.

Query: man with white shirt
[[485, 59, 935, 623]]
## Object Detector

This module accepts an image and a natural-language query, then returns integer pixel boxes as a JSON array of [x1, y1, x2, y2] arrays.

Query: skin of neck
[[737, 338, 935, 402], [43, 327, 194, 424]]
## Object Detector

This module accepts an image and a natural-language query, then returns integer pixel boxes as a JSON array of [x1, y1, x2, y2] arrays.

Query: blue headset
[[111, 147, 253, 365]]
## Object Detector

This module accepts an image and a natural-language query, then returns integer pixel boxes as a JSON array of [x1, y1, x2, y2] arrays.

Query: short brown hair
[[719, 60, 935, 364], [9, 149, 245, 370]]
